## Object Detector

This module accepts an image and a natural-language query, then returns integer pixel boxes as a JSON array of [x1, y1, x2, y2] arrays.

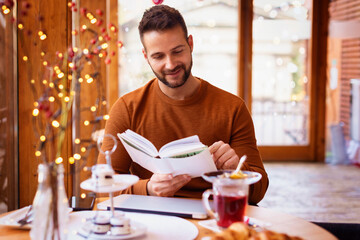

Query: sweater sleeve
[[230, 101, 269, 204], [97, 98, 149, 195]]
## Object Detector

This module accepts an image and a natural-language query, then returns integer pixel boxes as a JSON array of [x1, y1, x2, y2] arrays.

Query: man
[[98, 5, 268, 204]]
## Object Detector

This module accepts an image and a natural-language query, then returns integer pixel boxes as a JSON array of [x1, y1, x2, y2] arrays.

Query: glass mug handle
[[202, 189, 218, 220]]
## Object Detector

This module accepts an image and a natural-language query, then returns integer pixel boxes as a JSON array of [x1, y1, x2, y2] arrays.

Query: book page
[[118, 130, 159, 157], [159, 135, 200, 152], [159, 143, 207, 158], [120, 138, 217, 177]]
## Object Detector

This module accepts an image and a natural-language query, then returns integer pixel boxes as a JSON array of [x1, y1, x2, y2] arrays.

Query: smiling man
[[98, 5, 268, 205]]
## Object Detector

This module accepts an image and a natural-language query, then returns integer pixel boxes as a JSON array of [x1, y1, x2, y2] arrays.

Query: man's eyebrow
[[171, 45, 186, 51]]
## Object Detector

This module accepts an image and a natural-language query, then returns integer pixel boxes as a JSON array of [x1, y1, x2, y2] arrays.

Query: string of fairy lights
[[1, 1, 123, 172]]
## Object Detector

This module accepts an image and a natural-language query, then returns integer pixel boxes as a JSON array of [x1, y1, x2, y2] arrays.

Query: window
[[117, 0, 238, 96]]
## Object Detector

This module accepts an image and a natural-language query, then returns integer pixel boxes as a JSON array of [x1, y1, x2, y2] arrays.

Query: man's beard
[[151, 59, 193, 89]]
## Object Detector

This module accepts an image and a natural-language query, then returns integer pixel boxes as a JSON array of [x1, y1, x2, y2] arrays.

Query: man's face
[[142, 26, 193, 88]]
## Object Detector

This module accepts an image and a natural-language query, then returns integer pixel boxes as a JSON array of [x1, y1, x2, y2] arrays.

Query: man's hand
[[147, 173, 191, 197], [209, 141, 239, 169]]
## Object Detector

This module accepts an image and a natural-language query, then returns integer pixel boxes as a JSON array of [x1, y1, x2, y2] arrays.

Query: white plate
[[81, 174, 139, 193], [70, 211, 146, 240], [0, 206, 73, 230], [68, 211, 198, 240], [0, 206, 32, 229], [201, 170, 262, 185]]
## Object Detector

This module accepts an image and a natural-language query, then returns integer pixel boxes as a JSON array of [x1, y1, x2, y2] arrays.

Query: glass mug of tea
[[202, 177, 249, 228]]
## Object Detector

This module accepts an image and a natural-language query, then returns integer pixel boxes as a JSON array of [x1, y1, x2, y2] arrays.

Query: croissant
[[207, 222, 303, 240]]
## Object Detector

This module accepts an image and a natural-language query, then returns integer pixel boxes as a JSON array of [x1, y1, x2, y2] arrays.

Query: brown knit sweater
[[98, 78, 268, 204]]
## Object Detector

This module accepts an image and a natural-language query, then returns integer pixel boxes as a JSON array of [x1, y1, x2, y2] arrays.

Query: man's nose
[[165, 56, 176, 70]]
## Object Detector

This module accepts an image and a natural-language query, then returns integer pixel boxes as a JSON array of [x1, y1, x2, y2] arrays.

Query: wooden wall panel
[[18, 0, 71, 207], [17, 0, 118, 206], [0, 4, 17, 212]]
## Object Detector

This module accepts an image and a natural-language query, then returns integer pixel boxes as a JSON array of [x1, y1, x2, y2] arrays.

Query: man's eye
[[174, 50, 183, 54], [153, 55, 163, 60]]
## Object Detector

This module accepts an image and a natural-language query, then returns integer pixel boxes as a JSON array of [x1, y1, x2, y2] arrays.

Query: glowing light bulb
[[40, 135, 46, 142], [90, 106, 96, 112], [101, 43, 108, 49], [58, 92, 64, 98], [32, 109, 39, 116], [81, 147, 86, 152], [23, 56, 28, 61], [43, 61, 48, 66], [78, 78, 83, 83], [3, 8, 10, 14], [18, 24, 24, 29], [74, 138, 81, 144], [84, 120, 90, 126], [103, 115, 110, 120], [69, 157, 75, 164], [31, 79, 35, 84], [55, 157, 63, 164], [52, 120, 60, 128], [57, 72, 64, 78], [81, 193, 86, 199], [49, 96, 55, 102], [59, 84, 64, 90], [83, 49, 89, 54], [64, 96, 70, 102], [86, 78, 93, 83], [40, 34, 47, 40], [49, 82, 54, 88], [74, 153, 81, 160], [35, 151, 42, 157], [90, 18, 97, 24], [42, 79, 48, 85], [33, 102, 39, 107]]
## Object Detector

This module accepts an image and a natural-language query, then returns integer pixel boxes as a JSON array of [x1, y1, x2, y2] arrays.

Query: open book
[[117, 130, 217, 177]]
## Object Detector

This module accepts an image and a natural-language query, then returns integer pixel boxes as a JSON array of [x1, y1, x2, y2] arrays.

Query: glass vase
[[30, 163, 69, 240]]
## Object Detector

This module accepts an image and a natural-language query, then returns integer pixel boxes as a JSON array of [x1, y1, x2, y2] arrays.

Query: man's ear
[[187, 35, 194, 52], [142, 48, 148, 60]]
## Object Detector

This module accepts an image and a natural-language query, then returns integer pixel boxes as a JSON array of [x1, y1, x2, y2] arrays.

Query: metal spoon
[[17, 205, 33, 226], [232, 155, 247, 175]]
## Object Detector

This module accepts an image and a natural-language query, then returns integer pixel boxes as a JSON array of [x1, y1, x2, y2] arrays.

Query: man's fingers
[[170, 175, 191, 191], [212, 142, 231, 166], [209, 141, 223, 154], [151, 173, 173, 182], [221, 155, 239, 169], [148, 174, 191, 197]]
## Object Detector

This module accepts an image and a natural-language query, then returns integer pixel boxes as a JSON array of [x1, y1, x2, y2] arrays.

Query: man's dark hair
[[138, 5, 188, 43]]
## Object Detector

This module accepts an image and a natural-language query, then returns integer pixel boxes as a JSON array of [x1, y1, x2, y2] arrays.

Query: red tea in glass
[[203, 177, 249, 228], [214, 194, 247, 228]]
